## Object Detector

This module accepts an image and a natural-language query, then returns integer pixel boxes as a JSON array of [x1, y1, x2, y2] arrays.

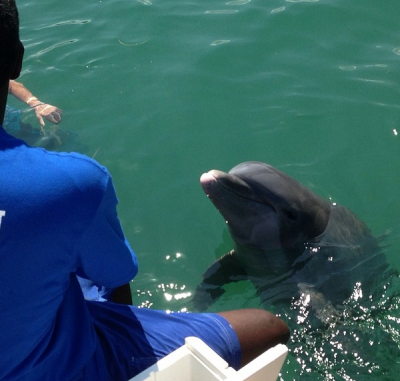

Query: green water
[[12, 0, 400, 379]]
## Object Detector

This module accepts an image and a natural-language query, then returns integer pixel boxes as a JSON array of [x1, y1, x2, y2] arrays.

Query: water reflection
[[226, 0, 251, 5], [205, 10, 239, 15], [134, 252, 192, 312], [281, 273, 400, 380]]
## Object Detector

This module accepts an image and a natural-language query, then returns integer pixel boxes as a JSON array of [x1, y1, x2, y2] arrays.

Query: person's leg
[[217, 309, 290, 367], [87, 301, 289, 379]]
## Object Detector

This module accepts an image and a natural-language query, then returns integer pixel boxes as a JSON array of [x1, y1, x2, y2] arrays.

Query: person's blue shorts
[[86, 301, 241, 380]]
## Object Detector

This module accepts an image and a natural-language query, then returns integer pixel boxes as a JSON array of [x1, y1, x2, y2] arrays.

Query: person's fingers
[[37, 105, 63, 124], [51, 110, 62, 123], [37, 114, 45, 127], [46, 113, 60, 124]]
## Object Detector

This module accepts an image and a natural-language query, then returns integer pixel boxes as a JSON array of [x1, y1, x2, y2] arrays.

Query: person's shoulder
[[29, 148, 113, 193], [41, 149, 110, 178]]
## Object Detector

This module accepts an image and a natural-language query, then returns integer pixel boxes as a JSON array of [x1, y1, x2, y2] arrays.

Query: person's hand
[[33, 103, 62, 127]]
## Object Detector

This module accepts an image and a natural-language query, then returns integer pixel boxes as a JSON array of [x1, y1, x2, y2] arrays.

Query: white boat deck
[[129, 337, 288, 381]]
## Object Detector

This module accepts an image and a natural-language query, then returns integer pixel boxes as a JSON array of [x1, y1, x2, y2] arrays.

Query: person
[[4, 79, 66, 147], [0, 1, 290, 380]]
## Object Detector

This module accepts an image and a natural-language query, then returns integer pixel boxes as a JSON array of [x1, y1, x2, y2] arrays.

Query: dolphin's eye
[[285, 209, 298, 221]]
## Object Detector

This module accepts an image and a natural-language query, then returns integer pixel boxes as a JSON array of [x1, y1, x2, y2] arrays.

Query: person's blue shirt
[[0, 126, 138, 380]]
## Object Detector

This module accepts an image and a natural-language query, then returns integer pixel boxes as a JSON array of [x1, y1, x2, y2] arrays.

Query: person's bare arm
[[9, 80, 62, 126], [8, 80, 34, 103]]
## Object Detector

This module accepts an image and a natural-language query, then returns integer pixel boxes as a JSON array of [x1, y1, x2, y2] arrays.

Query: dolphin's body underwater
[[193, 162, 389, 321]]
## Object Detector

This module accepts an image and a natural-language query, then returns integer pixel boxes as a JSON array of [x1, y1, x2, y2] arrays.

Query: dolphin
[[193, 161, 389, 321]]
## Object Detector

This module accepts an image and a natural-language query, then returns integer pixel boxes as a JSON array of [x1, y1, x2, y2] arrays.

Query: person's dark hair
[[0, 0, 20, 81]]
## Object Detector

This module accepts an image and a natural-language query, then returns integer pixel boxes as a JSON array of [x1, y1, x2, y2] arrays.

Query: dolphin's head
[[200, 162, 331, 257]]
